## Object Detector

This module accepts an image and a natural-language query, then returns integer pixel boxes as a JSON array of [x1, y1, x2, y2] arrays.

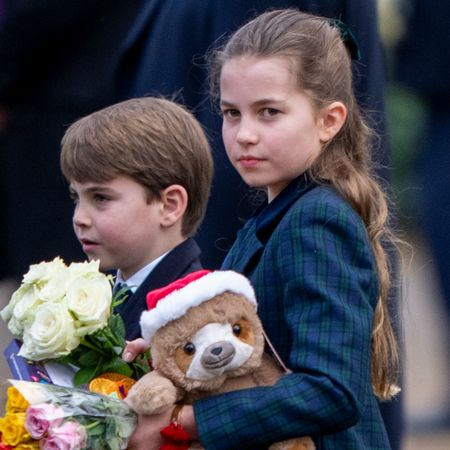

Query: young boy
[[60, 97, 213, 340]]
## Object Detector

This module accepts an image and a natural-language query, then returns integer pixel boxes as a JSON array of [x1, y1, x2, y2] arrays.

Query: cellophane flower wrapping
[[0, 380, 137, 450]]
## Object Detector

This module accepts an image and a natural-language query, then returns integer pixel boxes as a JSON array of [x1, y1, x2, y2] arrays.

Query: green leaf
[[77, 350, 102, 367], [73, 366, 98, 386], [87, 423, 106, 436], [100, 357, 133, 377], [109, 314, 126, 341]]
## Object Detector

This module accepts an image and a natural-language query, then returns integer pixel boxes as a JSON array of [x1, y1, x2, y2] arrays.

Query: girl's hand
[[122, 338, 149, 362]]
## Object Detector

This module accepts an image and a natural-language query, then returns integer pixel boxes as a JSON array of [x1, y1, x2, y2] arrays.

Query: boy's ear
[[318, 101, 347, 143], [159, 184, 188, 228]]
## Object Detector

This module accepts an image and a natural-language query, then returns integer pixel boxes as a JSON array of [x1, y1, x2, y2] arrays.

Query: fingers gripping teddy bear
[[125, 270, 314, 450]]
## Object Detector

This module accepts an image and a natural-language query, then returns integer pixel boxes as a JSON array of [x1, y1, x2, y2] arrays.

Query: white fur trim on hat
[[139, 270, 256, 342]]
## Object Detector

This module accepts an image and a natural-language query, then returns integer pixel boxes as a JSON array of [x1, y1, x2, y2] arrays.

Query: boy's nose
[[73, 204, 91, 227]]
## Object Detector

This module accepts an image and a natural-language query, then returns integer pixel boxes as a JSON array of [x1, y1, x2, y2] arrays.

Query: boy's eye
[[69, 191, 79, 204], [94, 194, 109, 203]]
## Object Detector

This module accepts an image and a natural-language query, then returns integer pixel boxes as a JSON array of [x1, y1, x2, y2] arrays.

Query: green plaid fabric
[[194, 177, 391, 449]]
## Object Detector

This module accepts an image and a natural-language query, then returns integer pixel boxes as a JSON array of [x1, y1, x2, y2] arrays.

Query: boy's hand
[[125, 408, 172, 450], [123, 338, 150, 362], [125, 405, 198, 449]]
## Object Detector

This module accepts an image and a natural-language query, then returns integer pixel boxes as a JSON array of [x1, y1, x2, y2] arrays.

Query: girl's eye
[[183, 342, 196, 355], [261, 107, 279, 117], [222, 108, 240, 119]]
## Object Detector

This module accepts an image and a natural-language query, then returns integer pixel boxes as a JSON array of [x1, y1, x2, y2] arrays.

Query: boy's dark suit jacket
[[116, 238, 202, 341]]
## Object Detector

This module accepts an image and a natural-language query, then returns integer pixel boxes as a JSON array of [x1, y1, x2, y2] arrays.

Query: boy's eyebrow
[[68, 183, 114, 194]]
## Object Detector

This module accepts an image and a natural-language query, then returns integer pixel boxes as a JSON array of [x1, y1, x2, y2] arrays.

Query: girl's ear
[[159, 184, 188, 228], [318, 101, 347, 143]]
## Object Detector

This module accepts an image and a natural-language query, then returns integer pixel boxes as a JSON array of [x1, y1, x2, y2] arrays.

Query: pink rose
[[25, 403, 64, 439], [41, 421, 86, 450]]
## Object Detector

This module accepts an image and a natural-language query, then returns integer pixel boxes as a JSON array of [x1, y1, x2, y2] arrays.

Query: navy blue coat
[[194, 177, 391, 449]]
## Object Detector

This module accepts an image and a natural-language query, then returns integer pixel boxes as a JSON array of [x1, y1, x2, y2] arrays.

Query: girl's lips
[[239, 156, 262, 168]]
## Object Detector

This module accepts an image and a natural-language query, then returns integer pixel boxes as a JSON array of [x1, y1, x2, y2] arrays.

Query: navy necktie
[[113, 283, 133, 314]]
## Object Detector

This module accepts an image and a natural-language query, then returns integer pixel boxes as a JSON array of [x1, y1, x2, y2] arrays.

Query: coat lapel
[[223, 175, 316, 275]]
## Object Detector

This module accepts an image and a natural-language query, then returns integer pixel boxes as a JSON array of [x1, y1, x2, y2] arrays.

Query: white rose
[[0, 283, 33, 325], [19, 302, 80, 361], [66, 271, 112, 336], [67, 259, 102, 278], [6, 285, 44, 336], [22, 257, 67, 285], [21, 258, 70, 304]]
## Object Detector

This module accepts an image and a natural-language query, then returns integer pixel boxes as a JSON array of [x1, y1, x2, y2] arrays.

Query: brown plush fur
[[126, 291, 314, 450]]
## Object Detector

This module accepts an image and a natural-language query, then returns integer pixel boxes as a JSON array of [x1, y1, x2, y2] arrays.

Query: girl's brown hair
[[210, 9, 399, 400]]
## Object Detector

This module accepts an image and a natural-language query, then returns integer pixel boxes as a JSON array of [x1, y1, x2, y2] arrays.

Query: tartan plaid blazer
[[194, 176, 391, 449]]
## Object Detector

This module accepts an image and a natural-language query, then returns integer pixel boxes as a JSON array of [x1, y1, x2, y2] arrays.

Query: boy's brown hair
[[60, 97, 213, 238]]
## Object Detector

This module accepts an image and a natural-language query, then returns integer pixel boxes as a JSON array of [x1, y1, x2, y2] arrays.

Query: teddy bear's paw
[[125, 372, 178, 415], [269, 437, 315, 450]]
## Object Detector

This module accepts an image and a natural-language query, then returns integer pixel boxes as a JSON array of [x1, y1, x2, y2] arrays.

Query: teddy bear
[[125, 270, 314, 450]]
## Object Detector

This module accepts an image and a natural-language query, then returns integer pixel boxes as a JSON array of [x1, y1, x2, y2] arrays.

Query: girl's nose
[[236, 118, 258, 145]]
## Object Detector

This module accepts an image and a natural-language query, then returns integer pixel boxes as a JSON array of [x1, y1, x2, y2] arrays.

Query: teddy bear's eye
[[232, 323, 242, 336], [184, 342, 196, 355]]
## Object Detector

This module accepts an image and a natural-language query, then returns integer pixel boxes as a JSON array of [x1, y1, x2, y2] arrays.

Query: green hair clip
[[328, 18, 361, 61]]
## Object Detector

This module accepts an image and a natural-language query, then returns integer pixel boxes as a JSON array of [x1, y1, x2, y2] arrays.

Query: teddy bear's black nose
[[201, 341, 235, 369]]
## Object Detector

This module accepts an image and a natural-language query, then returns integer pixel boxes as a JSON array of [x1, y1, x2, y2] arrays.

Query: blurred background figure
[[0, 0, 142, 282], [380, 0, 450, 447], [395, 0, 450, 355]]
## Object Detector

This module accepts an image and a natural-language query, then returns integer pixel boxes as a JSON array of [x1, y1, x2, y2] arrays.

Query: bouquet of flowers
[[1, 258, 150, 386], [0, 380, 137, 450]]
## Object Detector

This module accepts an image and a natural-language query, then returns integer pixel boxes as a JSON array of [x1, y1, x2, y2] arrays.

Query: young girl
[[125, 9, 399, 449]]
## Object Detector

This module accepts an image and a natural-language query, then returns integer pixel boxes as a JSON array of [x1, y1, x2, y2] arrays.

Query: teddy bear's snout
[[201, 341, 236, 369]]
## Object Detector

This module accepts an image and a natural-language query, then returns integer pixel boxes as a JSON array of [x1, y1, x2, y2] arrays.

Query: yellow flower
[[5, 386, 29, 413], [0, 412, 30, 446], [15, 440, 40, 450]]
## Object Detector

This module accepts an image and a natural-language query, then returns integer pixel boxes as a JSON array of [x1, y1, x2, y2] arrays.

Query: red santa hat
[[139, 270, 257, 342]]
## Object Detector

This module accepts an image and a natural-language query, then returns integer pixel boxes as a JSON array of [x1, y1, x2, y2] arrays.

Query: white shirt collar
[[115, 252, 168, 293]]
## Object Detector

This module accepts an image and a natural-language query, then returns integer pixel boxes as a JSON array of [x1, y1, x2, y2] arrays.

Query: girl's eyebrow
[[221, 98, 286, 107]]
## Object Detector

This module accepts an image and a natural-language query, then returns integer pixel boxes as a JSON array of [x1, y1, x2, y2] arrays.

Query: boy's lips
[[79, 238, 100, 252]]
